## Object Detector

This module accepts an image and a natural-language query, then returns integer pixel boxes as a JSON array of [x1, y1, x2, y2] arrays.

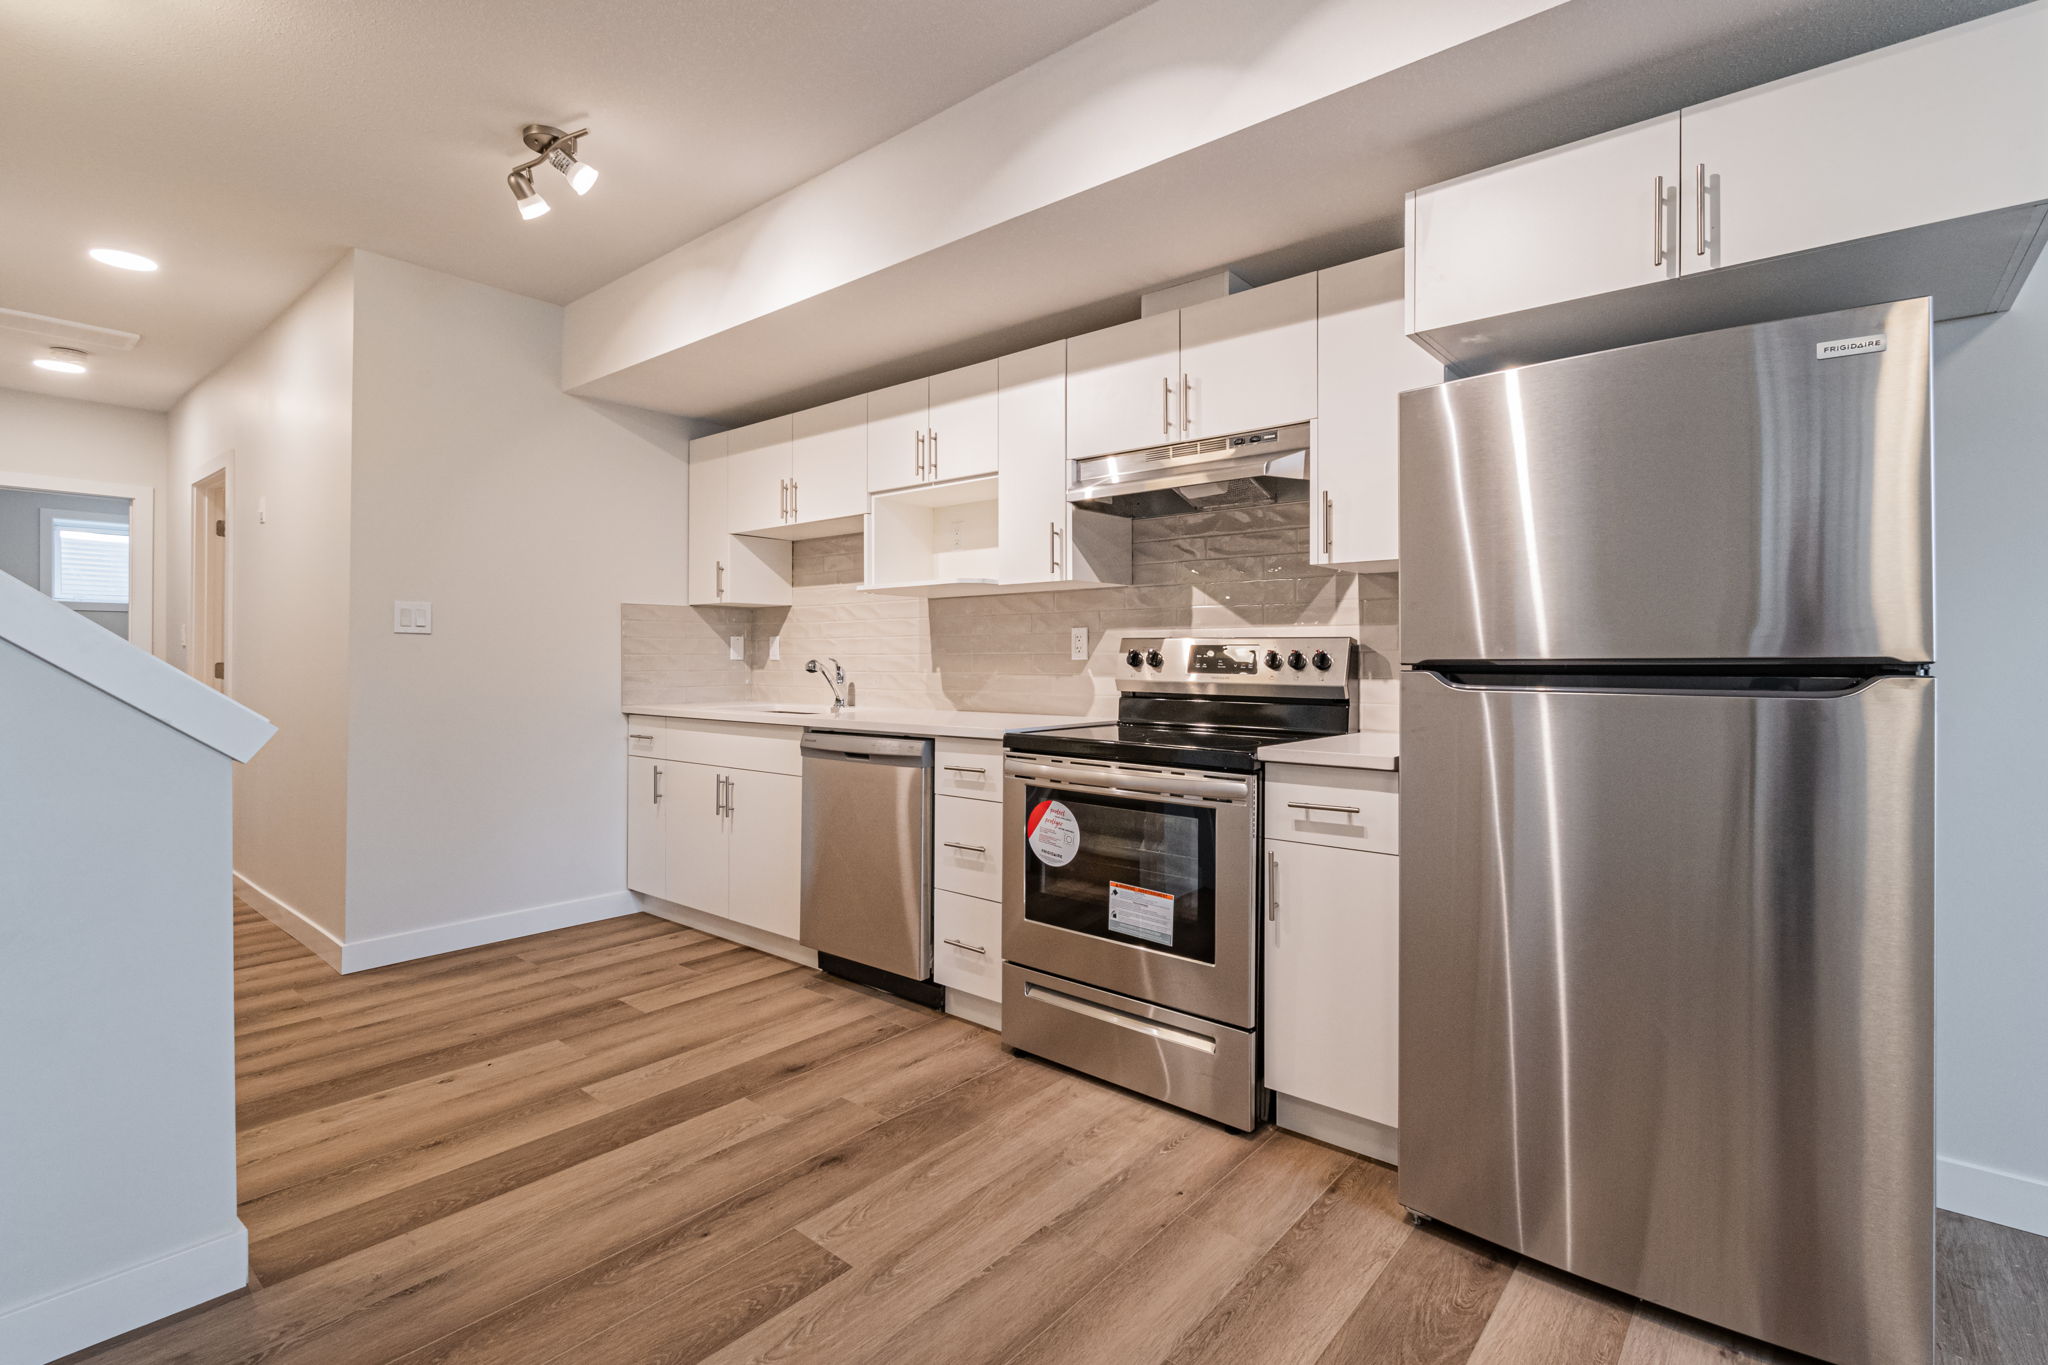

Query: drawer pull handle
[[942, 765, 989, 776], [942, 937, 987, 955], [1286, 802, 1361, 816], [628, 733, 654, 741], [942, 841, 988, 854]]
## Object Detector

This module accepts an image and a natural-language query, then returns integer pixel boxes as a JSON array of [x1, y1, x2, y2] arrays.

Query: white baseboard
[[642, 898, 819, 968], [1274, 1093, 1400, 1165], [337, 890, 640, 973], [1939, 1154, 2048, 1238], [0, 1223, 247, 1365], [233, 872, 343, 971], [944, 989, 1002, 1031]]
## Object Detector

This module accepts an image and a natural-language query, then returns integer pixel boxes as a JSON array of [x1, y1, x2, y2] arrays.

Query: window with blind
[[45, 514, 130, 608]]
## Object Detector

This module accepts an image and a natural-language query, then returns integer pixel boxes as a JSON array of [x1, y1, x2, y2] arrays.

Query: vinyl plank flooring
[[1466, 1261, 1635, 1365], [1312, 1221, 1518, 1365], [1936, 1211, 2048, 1365]]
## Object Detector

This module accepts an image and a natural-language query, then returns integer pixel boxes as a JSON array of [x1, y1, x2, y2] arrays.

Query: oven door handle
[[1003, 757, 1251, 803]]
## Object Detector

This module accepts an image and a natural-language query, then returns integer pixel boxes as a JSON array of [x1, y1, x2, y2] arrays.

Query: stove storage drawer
[[1264, 763, 1399, 854]]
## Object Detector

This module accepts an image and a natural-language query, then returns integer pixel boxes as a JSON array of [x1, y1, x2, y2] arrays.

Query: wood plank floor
[[68, 901, 2048, 1365]]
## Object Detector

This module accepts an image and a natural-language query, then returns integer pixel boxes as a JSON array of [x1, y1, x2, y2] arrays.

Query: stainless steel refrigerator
[[1397, 299, 1934, 1365]]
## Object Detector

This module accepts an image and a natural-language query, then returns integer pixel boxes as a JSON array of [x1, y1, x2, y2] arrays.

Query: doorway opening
[[0, 472, 154, 650], [192, 467, 229, 691]]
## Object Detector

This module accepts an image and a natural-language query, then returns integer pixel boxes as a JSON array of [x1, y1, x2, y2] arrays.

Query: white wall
[[0, 387, 169, 648], [1932, 266, 2048, 1238], [0, 641, 245, 1365], [168, 256, 355, 952], [341, 251, 699, 965]]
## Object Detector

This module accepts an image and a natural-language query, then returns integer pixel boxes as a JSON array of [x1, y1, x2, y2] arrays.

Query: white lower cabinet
[[627, 756, 666, 897], [1263, 769, 1400, 1131], [934, 889, 1003, 1002], [722, 768, 803, 940], [935, 795, 1003, 901]]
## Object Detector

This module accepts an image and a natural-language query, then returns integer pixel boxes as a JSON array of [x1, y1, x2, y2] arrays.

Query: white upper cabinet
[[1679, 3, 2048, 273], [687, 431, 792, 608], [995, 340, 1070, 588], [790, 394, 868, 526], [1408, 112, 1681, 336], [927, 359, 999, 482], [1178, 273, 1318, 438], [1066, 311, 1180, 459], [727, 415, 795, 535], [1314, 251, 1443, 571], [867, 377, 930, 493]]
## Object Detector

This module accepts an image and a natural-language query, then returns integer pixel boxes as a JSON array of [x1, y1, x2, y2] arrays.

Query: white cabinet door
[[934, 890, 1002, 1002], [1263, 841, 1399, 1127], [1066, 312, 1181, 458], [627, 757, 666, 898], [664, 762, 730, 918], [687, 432, 729, 607], [791, 394, 868, 524], [867, 377, 930, 492], [928, 359, 999, 481], [1409, 112, 1680, 334], [727, 415, 794, 534], [1679, 5, 2048, 273], [1313, 252, 1443, 570], [996, 340, 1069, 586], [1179, 274, 1318, 438], [725, 769, 803, 940]]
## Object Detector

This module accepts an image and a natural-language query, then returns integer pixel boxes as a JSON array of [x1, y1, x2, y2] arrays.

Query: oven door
[[1002, 754, 1256, 1028]]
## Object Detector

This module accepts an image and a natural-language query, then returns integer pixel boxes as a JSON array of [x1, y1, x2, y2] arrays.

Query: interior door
[[928, 359, 999, 481], [724, 769, 802, 940], [791, 394, 868, 525], [686, 432, 729, 606], [1679, 5, 2048, 273], [627, 757, 666, 898], [662, 761, 730, 917], [1399, 298, 1932, 665], [1409, 112, 1680, 334], [996, 340, 1068, 586], [1065, 312, 1180, 459], [1179, 273, 1318, 438], [726, 415, 793, 534], [1263, 839, 1398, 1125], [867, 377, 930, 492], [1399, 669, 1932, 1365]]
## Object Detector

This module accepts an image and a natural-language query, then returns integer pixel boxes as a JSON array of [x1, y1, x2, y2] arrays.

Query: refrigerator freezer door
[[1399, 299, 1932, 665], [1398, 670, 1933, 1365]]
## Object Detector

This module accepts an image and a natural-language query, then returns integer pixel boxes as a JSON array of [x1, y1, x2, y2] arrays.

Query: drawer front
[[935, 738, 1004, 802], [934, 890, 1002, 1001], [1264, 763, 1399, 854], [667, 719, 804, 775], [935, 795, 1004, 900], [626, 716, 667, 756]]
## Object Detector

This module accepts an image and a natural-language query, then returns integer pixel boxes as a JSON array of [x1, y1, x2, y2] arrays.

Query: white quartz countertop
[[624, 702, 1101, 742], [1256, 730, 1400, 771]]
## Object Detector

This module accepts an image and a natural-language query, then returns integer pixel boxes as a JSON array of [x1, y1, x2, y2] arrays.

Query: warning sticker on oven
[[1026, 799, 1080, 867], [1108, 882, 1175, 947]]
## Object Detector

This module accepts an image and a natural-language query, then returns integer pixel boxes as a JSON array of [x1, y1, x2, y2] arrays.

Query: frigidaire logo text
[[1816, 334, 1888, 359]]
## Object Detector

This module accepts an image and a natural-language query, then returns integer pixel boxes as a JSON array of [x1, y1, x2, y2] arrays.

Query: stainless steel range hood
[[1068, 422, 1310, 518]]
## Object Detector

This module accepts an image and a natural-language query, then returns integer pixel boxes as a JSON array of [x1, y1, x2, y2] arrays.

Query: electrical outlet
[[728, 635, 745, 661], [769, 634, 781, 661], [1070, 626, 1089, 661], [393, 601, 432, 634]]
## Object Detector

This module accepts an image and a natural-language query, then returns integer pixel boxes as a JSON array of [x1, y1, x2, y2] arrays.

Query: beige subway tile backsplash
[[623, 504, 1396, 714]]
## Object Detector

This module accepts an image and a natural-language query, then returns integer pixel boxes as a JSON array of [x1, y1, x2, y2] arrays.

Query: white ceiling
[[0, 0, 1153, 411]]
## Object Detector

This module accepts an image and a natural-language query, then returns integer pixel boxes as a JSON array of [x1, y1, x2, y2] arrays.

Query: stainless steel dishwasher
[[799, 730, 941, 1006]]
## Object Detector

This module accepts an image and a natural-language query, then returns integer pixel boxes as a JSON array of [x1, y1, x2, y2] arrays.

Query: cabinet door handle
[[1695, 162, 1707, 257], [1286, 801, 1361, 816], [942, 938, 988, 955], [790, 478, 799, 521], [915, 429, 925, 479], [1180, 373, 1191, 435], [1322, 490, 1335, 557], [1652, 174, 1666, 268], [1049, 522, 1061, 575], [724, 775, 735, 816], [928, 428, 938, 479], [1162, 376, 1172, 435], [1267, 848, 1278, 923], [942, 765, 988, 776], [716, 561, 725, 599], [942, 841, 988, 854], [652, 764, 664, 804]]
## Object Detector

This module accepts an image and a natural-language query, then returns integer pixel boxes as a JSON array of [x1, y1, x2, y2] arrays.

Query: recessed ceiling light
[[34, 346, 89, 374], [88, 248, 158, 272]]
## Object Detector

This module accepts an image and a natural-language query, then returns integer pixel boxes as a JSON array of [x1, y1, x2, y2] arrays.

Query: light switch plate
[[394, 600, 432, 634], [769, 634, 781, 661], [1070, 626, 1089, 661]]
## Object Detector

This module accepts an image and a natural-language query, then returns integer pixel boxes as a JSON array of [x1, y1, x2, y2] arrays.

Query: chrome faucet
[[806, 657, 849, 713]]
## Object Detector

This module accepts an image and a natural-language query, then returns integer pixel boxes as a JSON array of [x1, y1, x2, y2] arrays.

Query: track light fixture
[[508, 124, 598, 220]]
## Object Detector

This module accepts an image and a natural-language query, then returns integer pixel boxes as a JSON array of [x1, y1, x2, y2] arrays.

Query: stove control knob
[[1311, 649, 1333, 671], [1263, 650, 1283, 671], [1286, 650, 1307, 671], [1125, 650, 1144, 668], [1145, 649, 1165, 669]]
